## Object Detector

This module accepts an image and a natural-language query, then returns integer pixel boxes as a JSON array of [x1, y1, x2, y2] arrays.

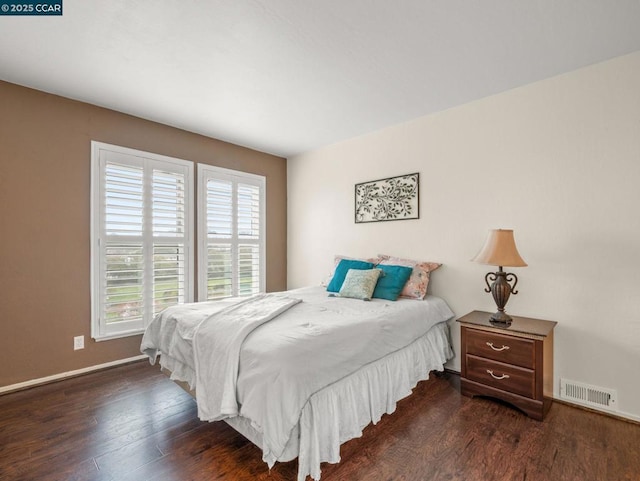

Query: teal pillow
[[372, 264, 413, 301], [338, 268, 382, 301], [326, 259, 375, 292]]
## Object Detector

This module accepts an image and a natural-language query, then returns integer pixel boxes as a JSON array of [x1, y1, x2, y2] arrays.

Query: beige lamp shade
[[472, 229, 527, 267]]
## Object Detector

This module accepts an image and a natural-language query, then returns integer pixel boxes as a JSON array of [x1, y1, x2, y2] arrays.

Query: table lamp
[[472, 229, 527, 324]]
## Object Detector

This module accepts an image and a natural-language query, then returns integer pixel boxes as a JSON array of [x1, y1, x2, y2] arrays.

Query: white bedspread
[[141, 286, 454, 480], [193, 293, 302, 421]]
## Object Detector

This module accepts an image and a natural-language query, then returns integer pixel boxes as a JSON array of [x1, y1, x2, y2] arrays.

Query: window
[[198, 164, 265, 301], [91, 142, 194, 340]]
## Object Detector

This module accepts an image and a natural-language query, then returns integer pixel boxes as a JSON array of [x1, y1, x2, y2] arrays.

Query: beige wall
[[288, 52, 640, 421], [0, 80, 287, 387]]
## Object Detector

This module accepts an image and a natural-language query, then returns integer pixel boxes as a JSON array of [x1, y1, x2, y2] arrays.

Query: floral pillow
[[378, 254, 441, 300], [338, 268, 382, 301]]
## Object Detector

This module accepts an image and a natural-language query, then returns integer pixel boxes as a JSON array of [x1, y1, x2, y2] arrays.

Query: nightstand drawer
[[466, 354, 535, 398], [466, 328, 535, 369]]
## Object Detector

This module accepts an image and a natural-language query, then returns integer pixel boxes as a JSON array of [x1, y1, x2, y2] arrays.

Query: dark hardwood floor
[[1, 361, 638, 481]]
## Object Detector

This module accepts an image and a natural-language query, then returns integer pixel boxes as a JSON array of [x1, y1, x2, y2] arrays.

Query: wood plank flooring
[[1, 361, 638, 481]]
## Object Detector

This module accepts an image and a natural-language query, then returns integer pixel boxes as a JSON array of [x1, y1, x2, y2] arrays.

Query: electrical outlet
[[73, 335, 84, 350]]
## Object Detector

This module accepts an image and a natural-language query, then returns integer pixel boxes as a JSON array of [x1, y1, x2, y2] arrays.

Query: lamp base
[[489, 310, 512, 325], [484, 267, 518, 326]]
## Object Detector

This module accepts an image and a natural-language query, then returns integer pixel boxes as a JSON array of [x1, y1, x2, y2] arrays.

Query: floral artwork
[[355, 173, 419, 223]]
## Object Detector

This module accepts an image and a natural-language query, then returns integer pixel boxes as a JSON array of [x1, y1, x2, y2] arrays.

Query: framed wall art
[[355, 172, 419, 223]]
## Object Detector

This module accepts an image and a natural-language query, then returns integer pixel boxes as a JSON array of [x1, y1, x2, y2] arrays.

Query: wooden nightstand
[[457, 310, 557, 421]]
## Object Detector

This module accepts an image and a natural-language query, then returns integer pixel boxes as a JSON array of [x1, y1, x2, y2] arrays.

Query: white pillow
[[337, 268, 382, 301]]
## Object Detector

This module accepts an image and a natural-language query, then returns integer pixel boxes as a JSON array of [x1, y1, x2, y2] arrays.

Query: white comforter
[[193, 293, 302, 421], [141, 286, 454, 479]]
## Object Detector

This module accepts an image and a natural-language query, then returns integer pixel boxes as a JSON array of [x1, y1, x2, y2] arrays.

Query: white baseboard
[[0, 355, 148, 395], [617, 410, 640, 423]]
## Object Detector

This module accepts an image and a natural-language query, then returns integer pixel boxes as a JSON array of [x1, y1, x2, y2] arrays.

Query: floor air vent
[[560, 378, 617, 411]]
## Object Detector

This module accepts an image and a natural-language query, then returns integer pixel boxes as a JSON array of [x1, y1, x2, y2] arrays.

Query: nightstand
[[457, 310, 557, 421]]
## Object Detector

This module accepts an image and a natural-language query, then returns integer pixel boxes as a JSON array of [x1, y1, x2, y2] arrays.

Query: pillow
[[378, 254, 442, 300], [372, 264, 413, 301], [338, 268, 382, 300], [323, 254, 381, 286], [326, 259, 375, 292]]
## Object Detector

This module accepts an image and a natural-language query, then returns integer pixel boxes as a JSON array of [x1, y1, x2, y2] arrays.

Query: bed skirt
[[161, 321, 452, 480]]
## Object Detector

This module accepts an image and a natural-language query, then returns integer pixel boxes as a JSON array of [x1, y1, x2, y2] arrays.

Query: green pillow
[[338, 268, 382, 301], [326, 259, 375, 292], [372, 264, 413, 301]]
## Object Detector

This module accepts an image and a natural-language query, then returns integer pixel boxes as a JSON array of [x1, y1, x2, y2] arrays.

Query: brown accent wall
[[0, 80, 287, 387]]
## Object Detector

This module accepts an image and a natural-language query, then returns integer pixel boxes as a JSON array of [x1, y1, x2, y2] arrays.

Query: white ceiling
[[2, 1, 640, 157]]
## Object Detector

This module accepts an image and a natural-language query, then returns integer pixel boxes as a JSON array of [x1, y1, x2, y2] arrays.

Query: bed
[[141, 285, 454, 480]]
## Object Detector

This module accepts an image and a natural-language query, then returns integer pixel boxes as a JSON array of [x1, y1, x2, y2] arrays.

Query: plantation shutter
[[151, 167, 189, 316], [205, 179, 234, 299], [91, 142, 194, 340], [198, 165, 265, 301], [237, 182, 261, 296], [103, 160, 145, 329]]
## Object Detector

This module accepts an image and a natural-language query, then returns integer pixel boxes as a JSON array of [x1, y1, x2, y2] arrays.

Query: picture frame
[[355, 172, 419, 223]]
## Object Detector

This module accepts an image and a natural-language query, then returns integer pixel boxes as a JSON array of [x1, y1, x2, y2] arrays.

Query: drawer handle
[[486, 342, 510, 351], [487, 369, 510, 380]]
